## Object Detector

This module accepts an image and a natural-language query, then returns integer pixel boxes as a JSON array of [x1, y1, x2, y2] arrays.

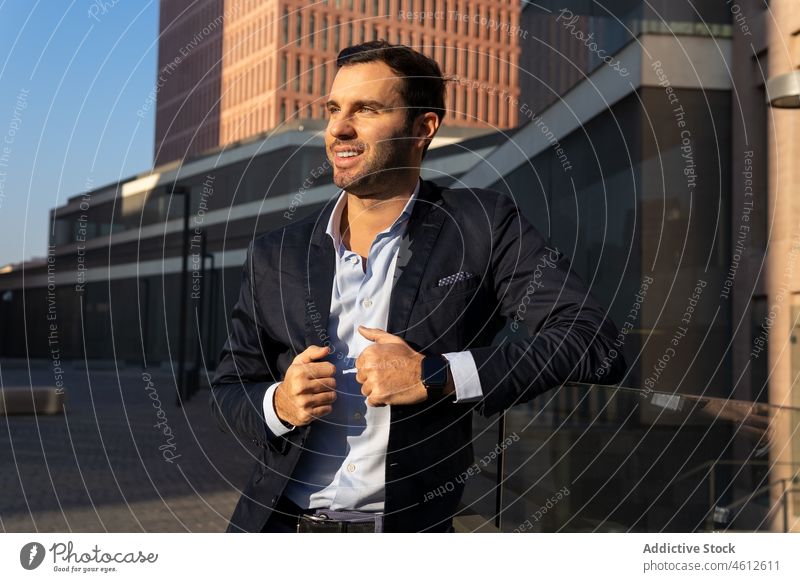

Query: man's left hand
[[355, 325, 427, 406]]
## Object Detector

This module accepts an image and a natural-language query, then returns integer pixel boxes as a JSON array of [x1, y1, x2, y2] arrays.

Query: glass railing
[[460, 382, 800, 533]]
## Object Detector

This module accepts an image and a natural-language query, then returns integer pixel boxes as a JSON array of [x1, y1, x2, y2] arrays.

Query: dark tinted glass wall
[[51, 145, 329, 248], [490, 86, 731, 398]]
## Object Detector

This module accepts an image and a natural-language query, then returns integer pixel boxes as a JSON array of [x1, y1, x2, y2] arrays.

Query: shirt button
[[347, 463, 356, 473], [361, 298, 373, 309], [353, 412, 362, 420]]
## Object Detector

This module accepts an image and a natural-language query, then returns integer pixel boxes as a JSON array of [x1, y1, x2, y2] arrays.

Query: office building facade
[[155, 0, 522, 165]]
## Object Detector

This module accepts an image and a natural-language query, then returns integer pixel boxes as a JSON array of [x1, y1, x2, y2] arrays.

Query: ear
[[416, 111, 440, 143], [411, 111, 439, 160]]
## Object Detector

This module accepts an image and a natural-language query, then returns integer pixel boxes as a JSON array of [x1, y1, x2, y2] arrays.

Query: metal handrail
[[719, 479, 798, 532]]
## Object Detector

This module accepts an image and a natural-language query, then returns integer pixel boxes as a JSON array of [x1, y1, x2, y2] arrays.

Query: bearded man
[[210, 40, 626, 533]]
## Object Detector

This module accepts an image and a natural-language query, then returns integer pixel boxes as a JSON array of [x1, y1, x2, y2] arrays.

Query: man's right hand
[[274, 345, 337, 427]]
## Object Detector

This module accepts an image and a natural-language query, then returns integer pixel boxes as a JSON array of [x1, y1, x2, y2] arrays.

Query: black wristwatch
[[421, 355, 449, 398]]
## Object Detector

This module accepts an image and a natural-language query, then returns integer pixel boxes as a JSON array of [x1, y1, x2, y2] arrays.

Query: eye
[[358, 106, 376, 113]]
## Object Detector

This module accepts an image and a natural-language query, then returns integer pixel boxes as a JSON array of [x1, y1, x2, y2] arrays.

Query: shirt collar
[[325, 177, 421, 255]]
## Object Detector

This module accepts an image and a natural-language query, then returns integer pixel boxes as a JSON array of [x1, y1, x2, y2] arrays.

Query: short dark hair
[[336, 40, 446, 158]]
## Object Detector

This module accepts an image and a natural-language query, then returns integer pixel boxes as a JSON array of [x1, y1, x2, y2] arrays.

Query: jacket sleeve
[[209, 240, 287, 447], [468, 193, 627, 418]]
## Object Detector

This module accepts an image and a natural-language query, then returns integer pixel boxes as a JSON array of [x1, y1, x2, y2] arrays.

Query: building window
[[334, 19, 340, 51], [281, 53, 287, 86], [280, 100, 286, 122], [308, 59, 315, 93], [322, 15, 329, 51], [294, 56, 301, 91], [310, 13, 316, 48], [282, 7, 289, 44]]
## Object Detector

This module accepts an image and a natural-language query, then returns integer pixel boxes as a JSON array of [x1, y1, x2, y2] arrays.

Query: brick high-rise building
[[154, 0, 522, 166]]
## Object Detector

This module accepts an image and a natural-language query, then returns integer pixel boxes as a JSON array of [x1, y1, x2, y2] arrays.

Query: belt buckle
[[297, 512, 344, 533]]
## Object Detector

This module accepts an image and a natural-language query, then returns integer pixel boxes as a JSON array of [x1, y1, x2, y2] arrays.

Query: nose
[[327, 112, 356, 140]]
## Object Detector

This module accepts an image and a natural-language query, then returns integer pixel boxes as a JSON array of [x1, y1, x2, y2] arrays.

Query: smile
[[332, 147, 365, 168]]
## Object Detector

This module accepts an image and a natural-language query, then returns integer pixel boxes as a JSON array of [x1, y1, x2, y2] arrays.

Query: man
[[210, 40, 626, 533]]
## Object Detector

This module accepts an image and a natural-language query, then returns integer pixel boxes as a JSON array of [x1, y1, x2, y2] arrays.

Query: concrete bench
[[0, 386, 65, 415]]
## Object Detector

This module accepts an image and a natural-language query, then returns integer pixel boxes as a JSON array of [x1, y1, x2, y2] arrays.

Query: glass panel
[[461, 382, 800, 532]]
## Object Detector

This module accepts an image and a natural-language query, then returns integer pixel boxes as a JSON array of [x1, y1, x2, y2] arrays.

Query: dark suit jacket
[[210, 178, 627, 532]]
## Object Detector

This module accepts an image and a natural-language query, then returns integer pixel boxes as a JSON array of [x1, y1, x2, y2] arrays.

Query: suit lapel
[[304, 243, 335, 349], [304, 199, 337, 349], [386, 179, 446, 339]]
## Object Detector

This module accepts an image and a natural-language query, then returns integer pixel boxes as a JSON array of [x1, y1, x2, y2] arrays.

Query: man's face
[[325, 61, 417, 195]]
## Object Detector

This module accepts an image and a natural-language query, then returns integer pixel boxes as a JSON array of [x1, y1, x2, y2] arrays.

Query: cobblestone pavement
[[0, 362, 255, 532]]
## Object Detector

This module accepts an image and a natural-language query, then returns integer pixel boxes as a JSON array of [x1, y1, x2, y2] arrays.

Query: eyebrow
[[325, 99, 388, 110]]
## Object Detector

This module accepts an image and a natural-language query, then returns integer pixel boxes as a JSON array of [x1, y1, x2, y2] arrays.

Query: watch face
[[422, 356, 448, 388]]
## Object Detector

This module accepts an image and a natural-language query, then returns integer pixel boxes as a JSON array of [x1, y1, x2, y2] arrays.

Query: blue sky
[[0, 0, 158, 267]]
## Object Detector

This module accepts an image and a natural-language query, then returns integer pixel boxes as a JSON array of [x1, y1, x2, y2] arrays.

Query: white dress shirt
[[262, 178, 482, 511]]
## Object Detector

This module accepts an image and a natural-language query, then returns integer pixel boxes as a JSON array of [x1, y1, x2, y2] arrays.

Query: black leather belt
[[297, 512, 377, 533], [272, 496, 382, 533]]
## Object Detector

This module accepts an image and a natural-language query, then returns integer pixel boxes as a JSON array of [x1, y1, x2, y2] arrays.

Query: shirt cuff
[[442, 352, 483, 403], [263, 381, 295, 437]]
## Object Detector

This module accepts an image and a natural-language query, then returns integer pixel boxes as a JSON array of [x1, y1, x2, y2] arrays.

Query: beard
[[329, 122, 416, 197]]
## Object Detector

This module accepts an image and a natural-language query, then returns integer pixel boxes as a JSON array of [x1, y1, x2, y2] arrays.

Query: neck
[[342, 174, 418, 237]]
